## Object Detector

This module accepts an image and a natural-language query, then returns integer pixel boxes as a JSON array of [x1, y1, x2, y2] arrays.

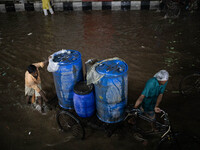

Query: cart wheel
[[179, 73, 200, 96], [56, 110, 85, 140]]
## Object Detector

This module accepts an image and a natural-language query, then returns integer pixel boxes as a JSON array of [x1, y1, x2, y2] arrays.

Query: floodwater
[[0, 10, 200, 150]]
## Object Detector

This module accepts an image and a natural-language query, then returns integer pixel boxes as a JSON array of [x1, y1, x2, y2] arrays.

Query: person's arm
[[43, 56, 52, 65], [33, 61, 47, 69], [154, 94, 163, 113], [33, 62, 45, 68], [39, 90, 48, 102], [134, 95, 145, 108], [31, 84, 48, 102], [33, 56, 51, 68]]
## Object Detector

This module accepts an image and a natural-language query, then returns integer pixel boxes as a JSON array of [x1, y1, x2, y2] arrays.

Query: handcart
[[54, 99, 177, 149], [47, 95, 200, 150], [47, 51, 199, 149]]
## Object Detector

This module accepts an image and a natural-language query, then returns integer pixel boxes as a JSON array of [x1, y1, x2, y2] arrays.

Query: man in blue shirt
[[134, 70, 169, 121]]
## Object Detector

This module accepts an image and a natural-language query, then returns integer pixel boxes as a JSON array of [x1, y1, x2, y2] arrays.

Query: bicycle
[[179, 72, 200, 96], [126, 106, 200, 150], [125, 106, 177, 147], [56, 103, 200, 149], [56, 104, 173, 143]]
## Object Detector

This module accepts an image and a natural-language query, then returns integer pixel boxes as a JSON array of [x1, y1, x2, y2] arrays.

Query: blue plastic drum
[[96, 100, 126, 123], [73, 82, 95, 118], [52, 50, 83, 109], [95, 59, 128, 123]]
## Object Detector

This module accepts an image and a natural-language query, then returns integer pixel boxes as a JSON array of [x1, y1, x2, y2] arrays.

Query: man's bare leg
[[37, 96, 44, 113], [26, 96, 31, 104], [149, 114, 157, 132]]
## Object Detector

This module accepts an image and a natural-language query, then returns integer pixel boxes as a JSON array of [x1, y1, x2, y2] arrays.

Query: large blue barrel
[[52, 50, 83, 109], [73, 82, 95, 118], [96, 100, 126, 123], [95, 59, 128, 123]]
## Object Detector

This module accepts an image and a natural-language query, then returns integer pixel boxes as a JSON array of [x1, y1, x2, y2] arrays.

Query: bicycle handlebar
[[126, 107, 167, 116], [160, 109, 165, 114], [125, 107, 141, 113]]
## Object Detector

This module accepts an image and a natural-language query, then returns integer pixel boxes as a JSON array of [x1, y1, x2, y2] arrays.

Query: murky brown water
[[0, 11, 200, 150]]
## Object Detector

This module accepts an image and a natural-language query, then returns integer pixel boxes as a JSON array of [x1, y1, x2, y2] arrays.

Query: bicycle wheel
[[179, 73, 200, 96], [157, 133, 200, 150], [56, 110, 85, 140]]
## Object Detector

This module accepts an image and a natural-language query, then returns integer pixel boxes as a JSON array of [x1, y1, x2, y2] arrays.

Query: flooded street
[[0, 10, 200, 150]]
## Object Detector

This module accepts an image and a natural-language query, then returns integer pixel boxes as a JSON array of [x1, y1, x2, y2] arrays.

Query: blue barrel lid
[[74, 81, 94, 95], [95, 59, 128, 76], [53, 49, 81, 64]]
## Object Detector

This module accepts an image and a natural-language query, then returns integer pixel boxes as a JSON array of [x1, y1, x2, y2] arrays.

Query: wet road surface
[[0, 10, 200, 150]]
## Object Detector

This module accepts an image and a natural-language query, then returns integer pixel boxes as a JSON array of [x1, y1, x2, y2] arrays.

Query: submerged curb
[[0, 1, 160, 13]]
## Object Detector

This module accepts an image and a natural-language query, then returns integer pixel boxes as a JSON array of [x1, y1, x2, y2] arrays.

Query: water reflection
[[0, 11, 200, 150]]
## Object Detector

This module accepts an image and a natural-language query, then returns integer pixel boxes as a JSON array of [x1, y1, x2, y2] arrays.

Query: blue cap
[[95, 60, 128, 76], [53, 50, 81, 64]]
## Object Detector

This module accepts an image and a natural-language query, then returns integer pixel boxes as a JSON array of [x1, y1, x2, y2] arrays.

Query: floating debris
[[141, 46, 145, 48], [28, 131, 31, 135], [2, 73, 6, 76], [27, 33, 32, 36], [169, 41, 177, 44], [172, 91, 180, 94], [165, 58, 173, 63], [169, 51, 177, 54], [165, 57, 179, 67]]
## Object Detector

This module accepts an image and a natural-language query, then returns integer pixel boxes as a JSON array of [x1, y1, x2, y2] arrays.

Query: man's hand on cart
[[154, 106, 161, 113], [126, 105, 141, 114]]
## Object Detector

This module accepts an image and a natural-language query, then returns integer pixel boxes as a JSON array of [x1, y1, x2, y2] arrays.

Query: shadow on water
[[0, 11, 200, 150]]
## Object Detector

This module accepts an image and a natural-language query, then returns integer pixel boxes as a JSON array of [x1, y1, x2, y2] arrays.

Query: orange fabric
[[25, 62, 44, 93]]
